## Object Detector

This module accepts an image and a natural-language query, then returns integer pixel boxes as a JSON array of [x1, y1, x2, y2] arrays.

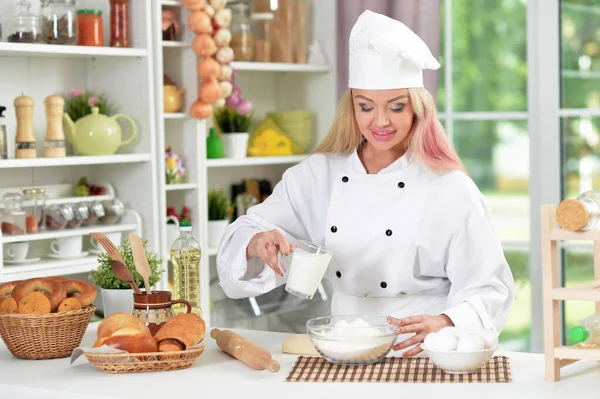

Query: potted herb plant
[[89, 238, 164, 318], [208, 189, 233, 249], [214, 70, 254, 158]]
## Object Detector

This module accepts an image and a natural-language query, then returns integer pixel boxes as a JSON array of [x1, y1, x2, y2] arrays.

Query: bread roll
[[154, 313, 205, 350], [94, 333, 158, 353], [158, 339, 185, 352], [97, 312, 150, 339]]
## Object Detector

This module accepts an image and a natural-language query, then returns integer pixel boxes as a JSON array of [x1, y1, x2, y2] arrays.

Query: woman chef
[[216, 10, 515, 357]]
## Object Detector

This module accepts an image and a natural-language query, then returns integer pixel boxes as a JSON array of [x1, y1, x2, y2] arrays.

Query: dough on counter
[[282, 334, 320, 356]]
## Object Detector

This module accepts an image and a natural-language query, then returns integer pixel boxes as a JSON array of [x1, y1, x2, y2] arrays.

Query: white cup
[[89, 232, 122, 252], [278, 240, 333, 300], [4, 242, 29, 262], [50, 236, 82, 257]]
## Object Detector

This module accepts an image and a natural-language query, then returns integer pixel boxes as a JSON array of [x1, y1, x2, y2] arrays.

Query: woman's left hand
[[387, 314, 454, 358]]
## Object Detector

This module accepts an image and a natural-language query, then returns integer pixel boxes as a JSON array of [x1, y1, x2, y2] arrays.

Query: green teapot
[[63, 107, 137, 156]]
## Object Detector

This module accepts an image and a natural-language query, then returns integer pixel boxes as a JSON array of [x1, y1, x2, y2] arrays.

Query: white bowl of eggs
[[420, 327, 499, 374]]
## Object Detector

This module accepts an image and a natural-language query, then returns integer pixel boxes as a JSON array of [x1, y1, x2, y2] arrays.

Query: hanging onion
[[199, 77, 221, 104], [192, 34, 218, 57], [183, 0, 206, 12], [209, 0, 227, 11], [198, 57, 221, 78], [218, 81, 233, 99], [213, 28, 232, 47], [214, 8, 232, 29], [218, 64, 233, 81], [188, 11, 213, 35], [215, 46, 234, 64], [189, 100, 213, 120]]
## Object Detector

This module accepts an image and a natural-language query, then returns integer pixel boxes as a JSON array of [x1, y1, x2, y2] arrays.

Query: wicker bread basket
[[84, 345, 206, 374], [0, 305, 95, 360]]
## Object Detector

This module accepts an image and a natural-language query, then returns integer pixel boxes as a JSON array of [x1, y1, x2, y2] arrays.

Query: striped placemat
[[286, 356, 511, 383]]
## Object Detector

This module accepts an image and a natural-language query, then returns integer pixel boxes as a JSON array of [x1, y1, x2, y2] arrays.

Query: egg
[[438, 326, 462, 339], [434, 333, 457, 351], [479, 330, 499, 349], [456, 334, 485, 352], [423, 332, 438, 350]]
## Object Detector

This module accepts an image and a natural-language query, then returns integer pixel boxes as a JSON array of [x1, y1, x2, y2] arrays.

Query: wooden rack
[[540, 204, 600, 382]]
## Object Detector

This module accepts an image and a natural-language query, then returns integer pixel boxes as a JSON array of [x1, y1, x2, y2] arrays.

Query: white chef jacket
[[216, 150, 515, 335]]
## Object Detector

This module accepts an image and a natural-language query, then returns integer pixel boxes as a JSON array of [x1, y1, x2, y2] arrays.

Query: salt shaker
[[43, 95, 66, 158], [14, 94, 36, 159]]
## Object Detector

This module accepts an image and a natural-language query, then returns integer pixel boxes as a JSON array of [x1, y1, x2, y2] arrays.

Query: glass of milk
[[278, 240, 333, 300]]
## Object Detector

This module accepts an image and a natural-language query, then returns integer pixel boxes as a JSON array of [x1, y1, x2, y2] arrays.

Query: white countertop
[[1, 323, 599, 399]]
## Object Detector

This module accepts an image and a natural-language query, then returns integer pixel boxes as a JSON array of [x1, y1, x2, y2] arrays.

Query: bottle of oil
[[570, 313, 600, 348], [170, 221, 202, 317]]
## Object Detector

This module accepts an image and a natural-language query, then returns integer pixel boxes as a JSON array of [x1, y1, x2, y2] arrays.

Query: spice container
[[1, 193, 27, 236], [6, 0, 42, 43], [252, 13, 274, 62], [77, 9, 103, 47], [98, 199, 125, 225], [110, 0, 130, 47], [22, 188, 46, 233], [556, 191, 600, 231], [44, 95, 66, 158], [65, 204, 88, 229], [44, 204, 72, 231], [81, 202, 105, 226], [42, 0, 77, 45], [14, 94, 36, 159], [229, 2, 254, 61]]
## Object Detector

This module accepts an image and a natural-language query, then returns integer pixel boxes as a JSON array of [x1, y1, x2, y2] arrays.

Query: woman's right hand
[[246, 229, 292, 277]]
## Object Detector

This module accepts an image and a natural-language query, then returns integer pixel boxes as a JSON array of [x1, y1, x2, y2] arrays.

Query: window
[[559, 0, 600, 344], [438, 0, 531, 350]]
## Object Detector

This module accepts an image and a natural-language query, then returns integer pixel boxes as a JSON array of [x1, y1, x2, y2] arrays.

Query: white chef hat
[[348, 10, 441, 90]]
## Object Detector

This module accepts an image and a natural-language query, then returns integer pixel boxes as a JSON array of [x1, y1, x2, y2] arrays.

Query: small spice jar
[[110, 0, 130, 47], [77, 9, 103, 47], [6, 0, 42, 44], [42, 0, 77, 45]]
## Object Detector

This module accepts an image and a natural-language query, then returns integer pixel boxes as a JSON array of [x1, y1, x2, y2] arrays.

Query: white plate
[[3, 257, 42, 265], [46, 251, 90, 260]]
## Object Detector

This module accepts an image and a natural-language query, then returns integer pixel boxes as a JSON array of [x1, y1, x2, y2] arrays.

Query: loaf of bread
[[94, 313, 157, 353], [153, 313, 205, 351], [97, 312, 151, 339]]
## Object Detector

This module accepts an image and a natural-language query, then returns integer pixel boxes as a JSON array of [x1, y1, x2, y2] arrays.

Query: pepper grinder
[[0, 106, 7, 159], [14, 94, 36, 159], [43, 95, 66, 158]]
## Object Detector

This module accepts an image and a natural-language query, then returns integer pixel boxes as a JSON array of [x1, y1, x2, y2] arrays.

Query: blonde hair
[[314, 88, 465, 175]]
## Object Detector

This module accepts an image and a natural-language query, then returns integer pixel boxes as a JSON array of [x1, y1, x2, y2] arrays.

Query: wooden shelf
[[206, 155, 307, 167], [0, 256, 98, 282], [162, 41, 191, 48], [0, 154, 152, 169], [0, 42, 148, 58], [165, 183, 198, 191], [231, 61, 330, 73], [207, 247, 218, 256], [541, 204, 600, 382], [554, 346, 600, 361], [2, 223, 137, 244]]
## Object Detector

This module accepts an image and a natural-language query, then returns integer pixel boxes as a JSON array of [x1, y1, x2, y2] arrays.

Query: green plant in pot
[[207, 189, 233, 249], [214, 72, 254, 159], [89, 238, 164, 318]]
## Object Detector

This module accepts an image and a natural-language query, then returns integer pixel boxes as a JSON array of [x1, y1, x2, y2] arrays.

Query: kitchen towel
[[286, 356, 512, 383]]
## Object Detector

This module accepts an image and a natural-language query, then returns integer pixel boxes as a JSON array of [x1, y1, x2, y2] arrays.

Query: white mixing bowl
[[420, 343, 497, 374]]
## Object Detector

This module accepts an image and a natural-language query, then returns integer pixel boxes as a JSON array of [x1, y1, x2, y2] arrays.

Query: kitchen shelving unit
[[151, 0, 337, 331], [540, 204, 600, 382], [0, 1, 159, 288]]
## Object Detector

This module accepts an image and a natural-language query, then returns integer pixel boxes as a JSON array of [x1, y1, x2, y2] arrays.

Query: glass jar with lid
[[252, 12, 274, 62], [557, 191, 600, 231], [41, 0, 77, 45], [1, 193, 27, 235], [110, 0, 130, 47], [7, 0, 42, 43], [77, 9, 103, 47], [229, 2, 254, 62]]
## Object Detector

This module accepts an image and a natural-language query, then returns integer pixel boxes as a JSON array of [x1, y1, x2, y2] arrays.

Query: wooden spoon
[[129, 235, 152, 295], [111, 260, 142, 294]]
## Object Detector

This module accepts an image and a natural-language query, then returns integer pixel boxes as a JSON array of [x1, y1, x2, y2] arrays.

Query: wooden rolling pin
[[210, 328, 280, 373]]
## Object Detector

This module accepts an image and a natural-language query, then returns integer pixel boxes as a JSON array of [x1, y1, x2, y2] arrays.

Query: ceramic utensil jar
[[132, 290, 191, 336], [44, 95, 66, 157], [14, 94, 36, 159]]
